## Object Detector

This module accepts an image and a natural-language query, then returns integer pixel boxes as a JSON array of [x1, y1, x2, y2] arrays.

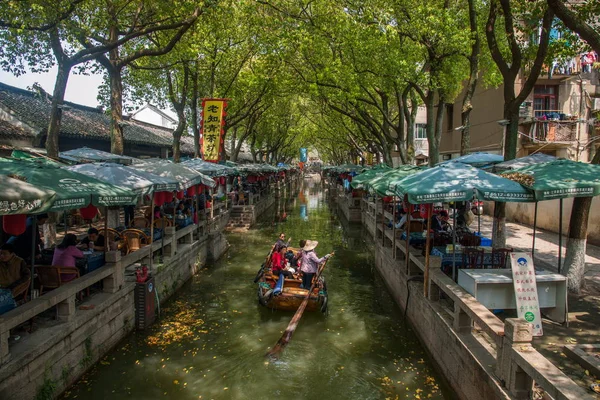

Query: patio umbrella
[[0, 175, 57, 215], [366, 166, 422, 196], [391, 162, 534, 203], [350, 164, 392, 189], [59, 147, 133, 165], [68, 163, 179, 196], [437, 152, 504, 168], [493, 153, 556, 173], [183, 158, 237, 177], [0, 158, 138, 210], [131, 159, 215, 189]]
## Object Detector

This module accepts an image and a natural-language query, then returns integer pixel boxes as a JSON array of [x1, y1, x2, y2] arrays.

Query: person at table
[[52, 234, 84, 268], [270, 246, 294, 279], [78, 228, 106, 251], [0, 243, 31, 296], [430, 210, 450, 232], [8, 213, 49, 262], [454, 215, 472, 241], [299, 240, 332, 290]]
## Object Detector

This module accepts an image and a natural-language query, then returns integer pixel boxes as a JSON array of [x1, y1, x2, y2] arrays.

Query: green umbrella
[[391, 162, 534, 204], [0, 175, 57, 215], [368, 165, 423, 196], [509, 159, 600, 200], [350, 164, 393, 189], [437, 152, 504, 167], [68, 163, 179, 195], [183, 159, 237, 177], [131, 159, 215, 189], [59, 147, 133, 165], [0, 158, 138, 210]]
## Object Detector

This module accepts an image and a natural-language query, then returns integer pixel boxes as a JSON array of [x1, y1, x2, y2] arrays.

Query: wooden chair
[[491, 247, 513, 269], [132, 216, 150, 228], [153, 217, 172, 229], [121, 229, 150, 254], [459, 234, 481, 247], [36, 265, 80, 295], [11, 278, 30, 305], [462, 248, 484, 269], [408, 220, 424, 232]]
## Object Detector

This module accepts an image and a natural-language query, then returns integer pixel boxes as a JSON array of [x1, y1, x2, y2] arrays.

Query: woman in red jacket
[[270, 246, 294, 279]]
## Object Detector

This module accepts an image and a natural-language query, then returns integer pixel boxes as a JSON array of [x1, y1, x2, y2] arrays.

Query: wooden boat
[[256, 247, 328, 313]]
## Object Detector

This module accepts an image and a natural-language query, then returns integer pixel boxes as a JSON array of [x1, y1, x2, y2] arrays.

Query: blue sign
[[300, 148, 308, 163]]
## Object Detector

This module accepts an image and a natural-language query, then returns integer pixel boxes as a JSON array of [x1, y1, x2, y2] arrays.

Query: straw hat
[[303, 240, 318, 251]]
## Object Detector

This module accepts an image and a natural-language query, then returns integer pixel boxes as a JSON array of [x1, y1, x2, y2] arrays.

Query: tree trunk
[[46, 63, 72, 158], [461, 0, 480, 156], [109, 65, 125, 155], [190, 66, 200, 158], [424, 92, 438, 166], [563, 150, 600, 291], [172, 110, 186, 163]]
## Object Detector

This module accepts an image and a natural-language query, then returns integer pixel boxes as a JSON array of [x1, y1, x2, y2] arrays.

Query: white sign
[[510, 253, 543, 336]]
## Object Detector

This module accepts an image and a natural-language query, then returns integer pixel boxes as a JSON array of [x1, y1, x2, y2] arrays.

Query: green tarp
[[0, 158, 138, 210], [59, 147, 133, 165], [437, 152, 504, 167], [0, 175, 57, 215], [350, 164, 393, 189], [131, 159, 215, 190], [367, 166, 423, 196], [391, 162, 534, 204], [69, 163, 179, 196], [183, 159, 238, 177], [509, 159, 600, 200]]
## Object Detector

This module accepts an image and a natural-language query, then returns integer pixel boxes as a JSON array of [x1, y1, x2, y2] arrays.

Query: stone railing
[[0, 221, 208, 366], [373, 206, 593, 399]]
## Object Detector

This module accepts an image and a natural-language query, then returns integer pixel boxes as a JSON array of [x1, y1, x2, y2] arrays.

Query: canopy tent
[[350, 164, 393, 189], [437, 152, 504, 168], [10, 150, 63, 165], [391, 162, 534, 203], [493, 153, 556, 173], [182, 158, 238, 177], [0, 175, 57, 215], [0, 158, 138, 210], [59, 147, 133, 165], [507, 159, 600, 201], [131, 159, 215, 190], [365, 166, 422, 196], [68, 163, 179, 196]]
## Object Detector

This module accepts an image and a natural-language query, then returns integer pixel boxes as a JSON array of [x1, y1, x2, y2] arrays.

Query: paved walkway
[[476, 215, 600, 394]]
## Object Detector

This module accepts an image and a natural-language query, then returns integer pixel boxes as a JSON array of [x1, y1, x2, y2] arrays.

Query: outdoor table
[[175, 216, 193, 229], [400, 231, 431, 246], [431, 245, 494, 269], [457, 268, 567, 323], [79, 251, 106, 274]]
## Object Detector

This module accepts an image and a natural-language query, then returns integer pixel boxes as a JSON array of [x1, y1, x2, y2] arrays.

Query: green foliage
[[35, 369, 56, 400]]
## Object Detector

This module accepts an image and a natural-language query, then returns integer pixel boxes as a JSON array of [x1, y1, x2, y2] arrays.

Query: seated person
[[270, 246, 294, 279], [52, 234, 84, 268], [454, 215, 472, 240], [8, 213, 49, 262], [274, 232, 287, 252], [78, 228, 106, 251], [0, 243, 31, 297], [430, 210, 450, 232]]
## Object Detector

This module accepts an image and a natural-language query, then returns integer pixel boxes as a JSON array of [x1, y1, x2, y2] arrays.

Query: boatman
[[274, 232, 288, 252], [299, 240, 332, 289]]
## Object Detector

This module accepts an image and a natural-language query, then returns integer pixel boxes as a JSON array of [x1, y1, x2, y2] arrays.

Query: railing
[[371, 203, 592, 399], [526, 120, 578, 142], [0, 218, 210, 366]]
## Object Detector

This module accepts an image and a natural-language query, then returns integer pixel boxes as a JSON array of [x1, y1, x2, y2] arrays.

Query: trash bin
[[134, 277, 156, 330]]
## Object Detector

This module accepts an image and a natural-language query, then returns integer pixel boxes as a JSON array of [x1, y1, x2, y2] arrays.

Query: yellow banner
[[201, 99, 226, 161]]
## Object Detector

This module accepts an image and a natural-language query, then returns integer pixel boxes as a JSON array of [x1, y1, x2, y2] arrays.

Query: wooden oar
[[266, 253, 333, 360]]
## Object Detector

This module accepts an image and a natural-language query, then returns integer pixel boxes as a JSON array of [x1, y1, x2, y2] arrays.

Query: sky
[[0, 66, 104, 107]]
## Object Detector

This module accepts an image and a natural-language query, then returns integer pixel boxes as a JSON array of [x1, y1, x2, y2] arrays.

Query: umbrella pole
[[532, 202, 538, 262], [104, 207, 109, 253], [64, 212, 67, 235], [381, 197, 385, 247], [405, 199, 411, 274], [423, 204, 433, 298], [558, 199, 563, 274], [150, 196, 155, 271], [30, 216, 37, 296], [477, 207, 481, 234], [392, 196, 396, 259], [210, 189, 214, 220], [452, 202, 457, 282]]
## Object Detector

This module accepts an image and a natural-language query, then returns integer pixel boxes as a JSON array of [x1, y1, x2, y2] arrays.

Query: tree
[[547, 0, 600, 292], [485, 0, 554, 247]]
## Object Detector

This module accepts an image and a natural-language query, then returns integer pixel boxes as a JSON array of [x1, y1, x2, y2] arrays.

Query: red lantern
[[419, 204, 432, 219], [198, 185, 204, 194], [163, 191, 174, 203], [3, 214, 26, 236], [347, 175, 352, 182], [219, 176, 226, 185], [153, 191, 165, 207], [213, 177, 219, 185], [187, 185, 197, 196], [80, 204, 98, 220], [176, 190, 185, 200], [248, 175, 256, 183]]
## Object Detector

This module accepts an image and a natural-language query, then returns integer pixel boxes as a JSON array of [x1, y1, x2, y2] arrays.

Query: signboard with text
[[200, 99, 227, 162], [510, 252, 543, 336]]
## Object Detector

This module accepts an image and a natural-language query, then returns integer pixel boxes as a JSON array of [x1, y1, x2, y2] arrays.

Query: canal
[[63, 178, 453, 400]]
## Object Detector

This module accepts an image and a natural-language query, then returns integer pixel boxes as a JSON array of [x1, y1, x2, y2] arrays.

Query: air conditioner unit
[[593, 98, 600, 111]]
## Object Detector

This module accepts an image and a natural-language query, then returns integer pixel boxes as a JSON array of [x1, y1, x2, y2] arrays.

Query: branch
[[0, 0, 85, 32], [547, 0, 600, 54], [485, 0, 511, 79]]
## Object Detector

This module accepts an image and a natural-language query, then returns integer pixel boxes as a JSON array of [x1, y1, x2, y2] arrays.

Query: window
[[442, 154, 452, 161], [446, 104, 454, 131], [415, 123, 427, 139], [533, 85, 558, 117]]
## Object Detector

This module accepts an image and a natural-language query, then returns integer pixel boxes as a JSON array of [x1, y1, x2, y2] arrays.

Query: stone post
[[57, 296, 76, 322], [496, 318, 534, 399]]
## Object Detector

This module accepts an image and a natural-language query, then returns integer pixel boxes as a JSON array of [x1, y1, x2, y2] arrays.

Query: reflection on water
[[63, 180, 452, 400]]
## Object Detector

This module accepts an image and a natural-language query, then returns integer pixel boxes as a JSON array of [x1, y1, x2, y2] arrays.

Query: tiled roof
[[0, 82, 192, 153], [0, 120, 34, 138]]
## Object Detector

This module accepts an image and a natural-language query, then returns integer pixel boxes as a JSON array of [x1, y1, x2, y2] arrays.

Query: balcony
[[523, 114, 579, 143]]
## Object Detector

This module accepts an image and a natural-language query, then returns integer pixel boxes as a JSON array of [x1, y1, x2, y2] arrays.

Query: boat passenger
[[299, 240, 331, 289], [271, 246, 294, 279], [274, 232, 287, 252]]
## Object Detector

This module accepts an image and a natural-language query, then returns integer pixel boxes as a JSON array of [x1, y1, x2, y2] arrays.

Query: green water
[[63, 179, 452, 400]]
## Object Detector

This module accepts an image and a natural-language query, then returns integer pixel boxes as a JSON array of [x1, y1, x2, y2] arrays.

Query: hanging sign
[[510, 253, 543, 336], [300, 148, 308, 163], [200, 99, 228, 162]]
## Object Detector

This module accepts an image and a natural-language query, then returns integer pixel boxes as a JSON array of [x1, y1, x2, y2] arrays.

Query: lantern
[[80, 204, 98, 220], [219, 176, 226, 185], [2, 214, 26, 236], [176, 190, 185, 200], [198, 184, 204, 194], [248, 175, 256, 183], [419, 204, 432, 219], [153, 191, 165, 207], [213, 177, 219, 186], [187, 185, 197, 196], [163, 191, 174, 203], [347, 175, 352, 183]]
